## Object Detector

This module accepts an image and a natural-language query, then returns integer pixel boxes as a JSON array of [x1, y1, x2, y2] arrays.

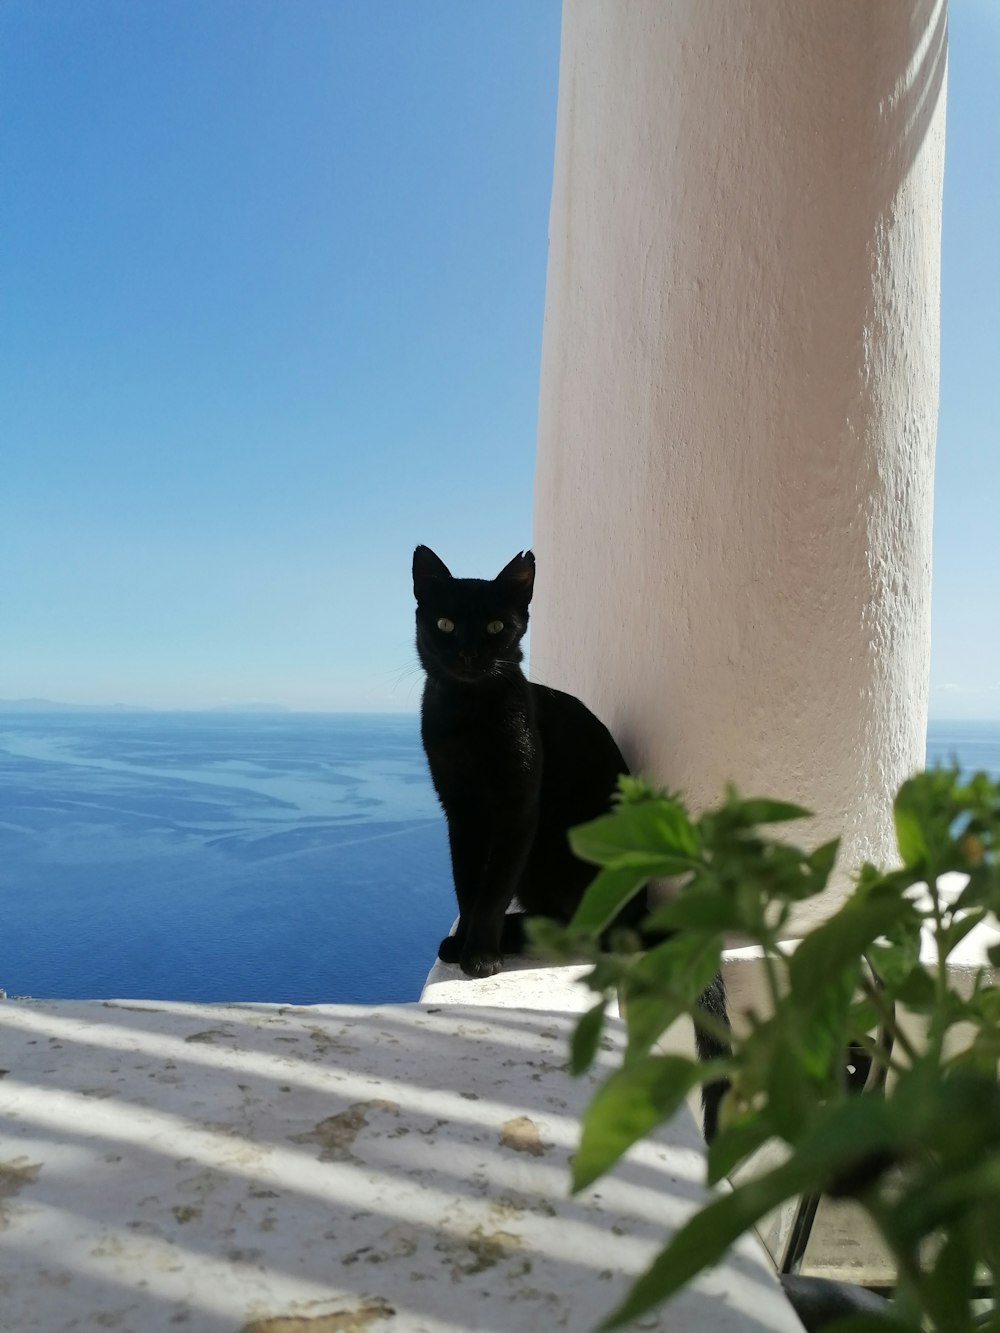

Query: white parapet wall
[[531, 0, 948, 929], [0, 991, 802, 1332]]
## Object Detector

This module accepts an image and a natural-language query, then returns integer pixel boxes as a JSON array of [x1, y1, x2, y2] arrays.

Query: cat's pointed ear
[[413, 545, 452, 600], [496, 550, 535, 602]]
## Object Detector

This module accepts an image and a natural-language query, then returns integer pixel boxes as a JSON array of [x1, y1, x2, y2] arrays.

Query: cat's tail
[[690, 968, 731, 1143], [627, 911, 731, 1143]]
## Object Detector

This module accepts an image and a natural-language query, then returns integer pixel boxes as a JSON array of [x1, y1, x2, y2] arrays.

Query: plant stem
[[862, 973, 921, 1066], [928, 872, 950, 1065], [756, 930, 786, 1018], [849, 1029, 907, 1079]]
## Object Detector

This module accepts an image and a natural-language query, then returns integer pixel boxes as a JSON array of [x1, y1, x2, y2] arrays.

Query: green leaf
[[644, 890, 748, 935], [523, 915, 596, 962], [766, 1035, 819, 1137], [792, 1094, 909, 1191], [613, 773, 671, 805], [580, 954, 634, 996], [761, 842, 831, 903], [621, 935, 723, 1059], [893, 965, 937, 1010], [570, 1001, 606, 1076], [796, 964, 857, 1086], [808, 837, 841, 888], [598, 1155, 815, 1329], [620, 990, 687, 1063], [847, 996, 880, 1037], [887, 1160, 1000, 1248], [967, 984, 1000, 1023], [951, 1028, 1000, 1078], [867, 906, 923, 985], [788, 891, 912, 1010], [894, 796, 929, 868], [893, 768, 979, 874], [921, 1223, 978, 1333], [572, 1055, 704, 1192], [733, 797, 813, 825], [569, 798, 699, 869], [569, 865, 648, 934], [706, 1113, 774, 1185]]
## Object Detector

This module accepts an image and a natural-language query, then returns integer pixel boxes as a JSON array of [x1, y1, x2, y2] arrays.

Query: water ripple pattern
[[0, 712, 449, 1005]]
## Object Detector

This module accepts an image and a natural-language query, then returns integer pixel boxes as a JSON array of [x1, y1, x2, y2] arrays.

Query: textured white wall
[[532, 0, 948, 926]]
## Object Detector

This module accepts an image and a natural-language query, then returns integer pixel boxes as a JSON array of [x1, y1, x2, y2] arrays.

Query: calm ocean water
[[0, 712, 449, 1004], [1, 711, 998, 1004], [926, 717, 1000, 778]]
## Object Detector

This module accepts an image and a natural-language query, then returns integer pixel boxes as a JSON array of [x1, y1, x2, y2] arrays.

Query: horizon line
[[0, 697, 998, 727]]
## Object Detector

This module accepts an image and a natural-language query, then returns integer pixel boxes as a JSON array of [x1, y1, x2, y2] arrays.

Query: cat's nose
[[459, 649, 478, 665]]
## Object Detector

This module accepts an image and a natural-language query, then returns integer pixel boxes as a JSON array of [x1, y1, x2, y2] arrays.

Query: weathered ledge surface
[[0, 985, 799, 1332]]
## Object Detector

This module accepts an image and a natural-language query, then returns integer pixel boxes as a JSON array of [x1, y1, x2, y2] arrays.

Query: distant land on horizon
[[0, 698, 996, 727]]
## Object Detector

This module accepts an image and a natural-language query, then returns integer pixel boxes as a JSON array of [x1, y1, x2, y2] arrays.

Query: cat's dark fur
[[413, 545, 729, 1139]]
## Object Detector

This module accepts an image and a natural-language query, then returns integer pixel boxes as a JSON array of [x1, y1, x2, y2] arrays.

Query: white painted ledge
[[0, 996, 800, 1333], [422, 954, 614, 1014]]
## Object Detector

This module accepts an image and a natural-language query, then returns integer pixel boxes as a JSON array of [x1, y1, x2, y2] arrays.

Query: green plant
[[530, 768, 1000, 1332]]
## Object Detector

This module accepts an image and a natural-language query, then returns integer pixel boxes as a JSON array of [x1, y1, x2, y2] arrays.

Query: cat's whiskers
[[386, 660, 426, 703], [387, 657, 423, 682], [488, 659, 523, 679]]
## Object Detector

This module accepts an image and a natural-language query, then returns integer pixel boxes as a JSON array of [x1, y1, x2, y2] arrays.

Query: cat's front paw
[[437, 935, 463, 964], [460, 950, 504, 979]]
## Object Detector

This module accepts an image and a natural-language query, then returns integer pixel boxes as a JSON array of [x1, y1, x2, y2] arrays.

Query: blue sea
[[0, 712, 450, 1005], [1, 711, 997, 1005], [926, 718, 1000, 778]]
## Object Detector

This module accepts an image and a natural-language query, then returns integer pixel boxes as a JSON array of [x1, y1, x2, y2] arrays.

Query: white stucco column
[[532, 0, 948, 925]]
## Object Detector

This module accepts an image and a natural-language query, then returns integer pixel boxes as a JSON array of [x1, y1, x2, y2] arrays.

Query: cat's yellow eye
[[437, 617, 455, 633], [486, 620, 504, 635]]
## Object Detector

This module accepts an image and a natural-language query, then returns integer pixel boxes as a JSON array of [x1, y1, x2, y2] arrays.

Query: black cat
[[412, 545, 729, 1138]]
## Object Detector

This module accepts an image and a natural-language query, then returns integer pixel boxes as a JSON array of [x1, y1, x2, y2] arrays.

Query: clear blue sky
[[929, 0, 1000, 720], [1, 2, 996, 717]]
